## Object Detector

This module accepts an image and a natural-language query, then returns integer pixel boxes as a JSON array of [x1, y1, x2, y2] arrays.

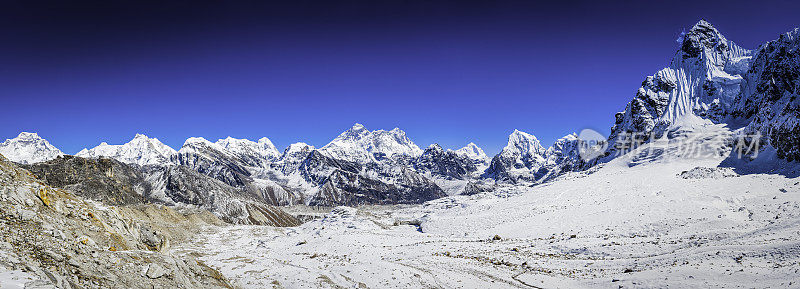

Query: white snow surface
[[76, 133, 177, 166], [0, 132, 63, 164]]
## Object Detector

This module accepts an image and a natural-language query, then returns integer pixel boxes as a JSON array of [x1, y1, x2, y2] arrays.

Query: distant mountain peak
[[77, 133, 177, 166], [455, 142, 488, 165], [215, 136, 281, 164], [0, 132, 63, 164], [321, 124, 422, 163], [16, 132, 41, 139]]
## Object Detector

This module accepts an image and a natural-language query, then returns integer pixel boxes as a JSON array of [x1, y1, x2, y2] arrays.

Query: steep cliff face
[[606, 20, 751, 159], [732, 28, 800, 161]]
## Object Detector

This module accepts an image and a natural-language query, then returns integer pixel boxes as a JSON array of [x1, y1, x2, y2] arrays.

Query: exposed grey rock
[[731, 28, 800, 161], [414, 144, 477, 180], [21, 155, 149, 206], [146, 263, 168, 279]]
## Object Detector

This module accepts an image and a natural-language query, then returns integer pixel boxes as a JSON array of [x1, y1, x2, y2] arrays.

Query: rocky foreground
[[0, 153, 239, 288]]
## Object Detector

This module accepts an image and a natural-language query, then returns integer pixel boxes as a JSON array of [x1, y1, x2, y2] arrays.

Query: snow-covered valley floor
[[174, 132, 800, 288]]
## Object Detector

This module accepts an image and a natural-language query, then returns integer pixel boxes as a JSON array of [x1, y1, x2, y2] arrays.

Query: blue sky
[[2, 0, 800, 156]]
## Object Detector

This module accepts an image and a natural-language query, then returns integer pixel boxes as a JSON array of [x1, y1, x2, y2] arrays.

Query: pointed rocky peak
[[423, 143, 445, 155], [456, 142, 488, 161], [679, 19, 735, 60], [0, 132, 64, 164], [257, 137, 279, 152], [333, 123, 370, 142], [506, 129, 545, 156]]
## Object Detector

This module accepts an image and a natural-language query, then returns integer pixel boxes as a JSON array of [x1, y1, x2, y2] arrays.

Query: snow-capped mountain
[[455, 142, 489, 166], [535, 133, 582, 182], [414, 144, 478, 180], [77, 134, 177, 166], [606, 20, 751, 158], [0, 132, 63, 164], [484, 130, 547, 183], [277, 142, 316, 174], [215, 136, 281, 167], [319, 123, 422, 164], [175, 137, 253, 188]]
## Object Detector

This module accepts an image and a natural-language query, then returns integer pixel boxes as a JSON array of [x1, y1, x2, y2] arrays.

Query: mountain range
[[2, 20, 799, 222]]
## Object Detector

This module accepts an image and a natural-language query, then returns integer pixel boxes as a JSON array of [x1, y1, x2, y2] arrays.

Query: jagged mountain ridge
[[77, 133, 177, 166]]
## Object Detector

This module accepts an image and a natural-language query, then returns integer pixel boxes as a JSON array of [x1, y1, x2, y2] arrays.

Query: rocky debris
[[460, 181, 495, 196], [145, 263, 168, 279], [679, 167, 739, 179], [0, 153, 234, 288]]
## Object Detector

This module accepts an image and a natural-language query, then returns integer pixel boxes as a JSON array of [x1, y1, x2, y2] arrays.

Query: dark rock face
[[298, 150, 362, 185], [300, 150, 446, 206], [733, 28, 800, 161], [21, 155, 148, 205], [308, 168, 445, 207], [309, 170, 402, 206], [680, 20, 730, 59], [414, 144, 477, 180]]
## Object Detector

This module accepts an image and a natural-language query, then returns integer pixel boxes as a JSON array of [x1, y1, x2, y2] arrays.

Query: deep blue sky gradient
[[2, 0, 799, 155]]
